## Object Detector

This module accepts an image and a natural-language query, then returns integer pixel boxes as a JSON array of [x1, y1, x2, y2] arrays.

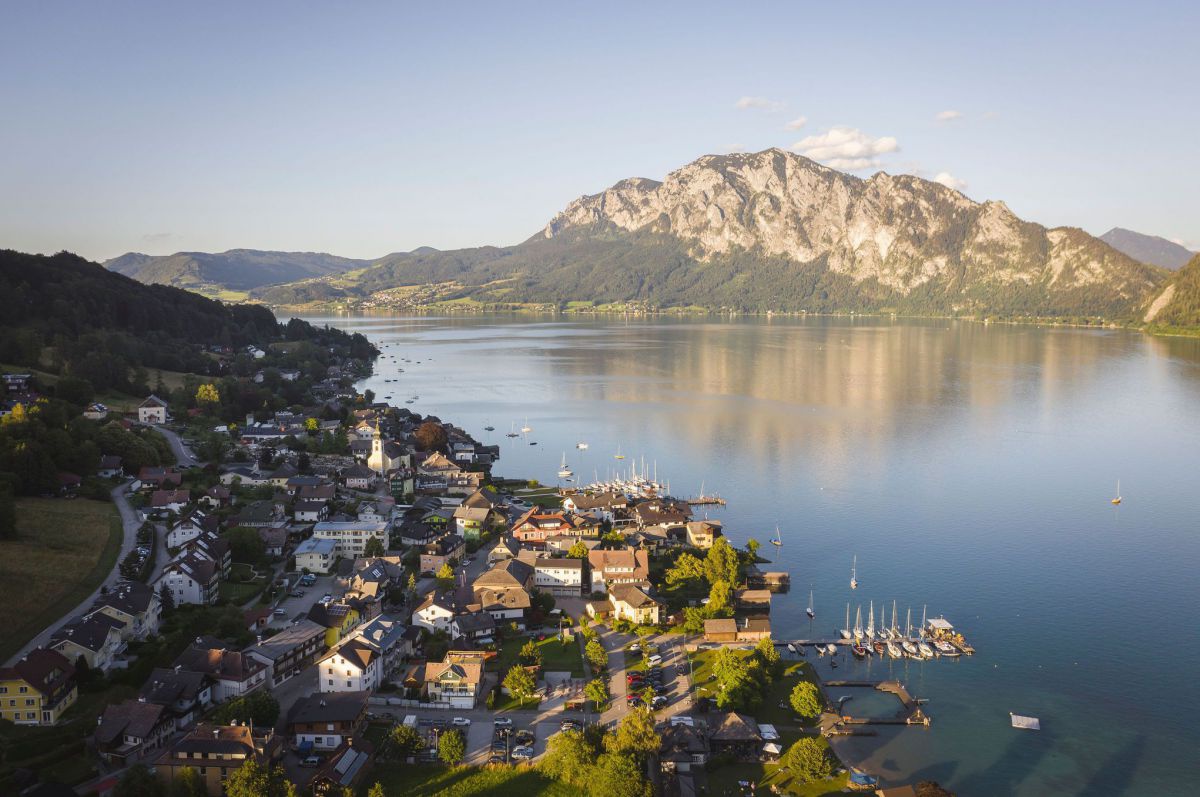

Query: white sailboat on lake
[[840, 604, 851, 640], [806, 587, 815, 620], [557, 453, 573, 479], [850, 555, 858, 590], [770, 524, 782, 547]]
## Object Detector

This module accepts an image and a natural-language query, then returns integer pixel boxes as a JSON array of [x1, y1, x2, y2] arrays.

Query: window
[[18, 686, 27, 693]]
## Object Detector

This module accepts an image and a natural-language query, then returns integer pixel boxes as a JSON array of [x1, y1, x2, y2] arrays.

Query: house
[[487, 535, 518, 564], [89, 581, 162, 641], [545, 535, 601, 556], [296, 537, 339, 574], [307, 602, 362, 648], [345, 557, 403, 600], [632, 499, 693, 533], [356, 501, 389, 523], [685, 520, 723, 549], [587, 547, 650, 593], [316, 638, 380, 693], [510, 509, 574, 546], [411, 592, 456, 633], [703, 618, 738, 643], [420, 534, 465, 574], [533, 557, 585, 597], [166, 509, 215, 550], [150, 489, 191, 514], [366, 423, 408, 475], [172, 636, 268, 702], [288, 691, 369, 752], [708, 711, 763, 760], [198, 485, 232, 510], [258, 525, 288, 558], [309, 738, 375, 795], [0, 648, 77, 726], [137, 394, 168, 424], [138, 466, 182, 491], [96, 454, 123, 478], [397, 520, 440, 547], [94, 699, 173, 764], [608, 583, 662, 625], [734, 589, 773, 615], [158, 554, 220, 605], [295, 501, 330, 523], [138, 667, 213, 730], [423, 659, 482, 709], [220, 466, 268, 487], [50, 613, 124, 671], [561, 492, 630, 523], [451, 610, 496, 643], [659, 721, 710, 773], [312, 520, 389, 559], [155, 723, 280, 796], [344, 615, 411, 683], [245, 619, 327, 686], [231, 499, 284, 528], [737, 617, 772, 642], [299, 482, 337, 503], [181, 531, 232, 576]]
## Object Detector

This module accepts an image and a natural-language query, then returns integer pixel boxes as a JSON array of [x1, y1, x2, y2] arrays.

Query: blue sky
[[2, 1, 1197, 261]]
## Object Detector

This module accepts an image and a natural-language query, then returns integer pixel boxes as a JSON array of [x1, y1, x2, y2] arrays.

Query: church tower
[[367, 419, 385, 474]]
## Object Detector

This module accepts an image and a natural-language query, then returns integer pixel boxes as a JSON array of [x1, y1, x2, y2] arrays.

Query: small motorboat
[[816, 645, 825, 657], [484, 426, 495, 432], [825, 644, 838, 656], [786, 643, 797, 654], [576, 442, 589, 450], [935, 640, 960, 657], [851, 644, 868, 659], [529, 441, 538, 446], [873, 641, 886, 656]]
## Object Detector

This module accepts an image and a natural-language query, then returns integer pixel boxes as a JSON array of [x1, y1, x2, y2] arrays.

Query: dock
[[821, 679, 930, 728], [685, 494, 726, 506]]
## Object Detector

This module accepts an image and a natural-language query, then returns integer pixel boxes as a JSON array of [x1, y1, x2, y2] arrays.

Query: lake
[[304, 313, 1200, 795]]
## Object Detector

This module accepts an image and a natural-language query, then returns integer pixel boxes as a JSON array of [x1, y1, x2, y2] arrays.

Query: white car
[[452, 717, 471, 726], [646, 654, 663, 665], [320, 594, 333, 604], [493, 717, 513, 727], [511, 745, 534, 761]]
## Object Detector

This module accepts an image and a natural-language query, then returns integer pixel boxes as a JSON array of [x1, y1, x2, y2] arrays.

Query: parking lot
[[266, 572, 338, 628]]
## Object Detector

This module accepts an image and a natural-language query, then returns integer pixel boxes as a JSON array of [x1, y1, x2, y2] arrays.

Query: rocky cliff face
[[543, 149, 1161, 304]]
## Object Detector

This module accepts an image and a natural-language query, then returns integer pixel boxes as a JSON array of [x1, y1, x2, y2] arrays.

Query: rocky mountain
[[258, 148, 1168, 321], [1142, 253, 1200, 327], [1099, 227, 1194, 270], [104, 249, 372, 294]]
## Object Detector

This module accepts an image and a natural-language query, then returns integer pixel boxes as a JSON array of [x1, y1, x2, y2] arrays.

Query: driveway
[[266, 573, 339, 629], [4, 482, 141, 666]]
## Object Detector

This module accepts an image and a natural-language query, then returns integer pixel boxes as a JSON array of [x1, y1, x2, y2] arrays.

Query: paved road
[[4, 482, 142, 666], [151, 424, 198, 467]]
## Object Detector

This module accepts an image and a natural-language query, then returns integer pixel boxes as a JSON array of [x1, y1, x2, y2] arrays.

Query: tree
[[754, 636, 781, 676], [364, 536, 385, 557], [585, 676, 609, 706], [435, 562, 455, 590], [566, 540, 589, 559], [225, 758, 297, 797], [519, 639, 543, 667], [438, 728, 466, 764], [745, 537, 760, 560], [540, 729, 597, 787], [601, 529, 625, 545], [168, 767, 207, 797], [665, 552, 706, 586], [159, 582, 175, 614], [589, 752, 652, 797], [297, 451, 311, 473], [703, 536, 740, 586], [780, 737, 834, 783], [706, 579, 732, 615], [585, 638, 608, 672], [114, 764, 164, 797], [681, 606, 709, 634], [711, 648, 759, 711], [211, 689, 280, 726], [196, 383, 220, 408], [604, 708, 660, 760], [413, 420, 448, 452], [305, 417, 320, 434], [503, 664, 537, 705], [407, 572, 417, 593], [388, 723, 424, 757], [789, 680, 822, 719], [226, 526, 267, 566]]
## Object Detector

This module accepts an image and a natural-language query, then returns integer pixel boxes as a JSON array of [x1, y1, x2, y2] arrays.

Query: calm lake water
[[305, 314, 1200, 795]]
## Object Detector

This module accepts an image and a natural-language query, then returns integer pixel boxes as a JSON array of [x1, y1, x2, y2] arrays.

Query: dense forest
[[1145, 254, 1200, 330]]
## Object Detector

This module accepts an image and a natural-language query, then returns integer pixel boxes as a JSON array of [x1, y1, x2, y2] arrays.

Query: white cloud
[[735, 96, 785, 112], [933, 172, 968, 191], [935, 110, 962, 122], [791, 126, 899, 170], [784, 116, 808, 130]]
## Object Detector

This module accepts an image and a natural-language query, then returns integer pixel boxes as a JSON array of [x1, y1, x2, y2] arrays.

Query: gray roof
[[289, 691, 370, 725], [244, 619, 325, 662]]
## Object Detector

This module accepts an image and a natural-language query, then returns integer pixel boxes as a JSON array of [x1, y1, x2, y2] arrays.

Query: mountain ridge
[[1099, 227, 1194, 270]]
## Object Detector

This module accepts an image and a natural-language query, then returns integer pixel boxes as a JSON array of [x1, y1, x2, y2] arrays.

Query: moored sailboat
[[850, 555, 858, 590], [770, 524, 783, 547], [806, 588, 815, 619], [840, 604, 852, 640], [1112, 479, 1122, 505]]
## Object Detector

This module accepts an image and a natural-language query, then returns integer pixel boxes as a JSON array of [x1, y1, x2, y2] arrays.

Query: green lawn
[[706, 758, 849, 797], [365, 764, 582, 796], [757, 661, 822, 728], [0, 498, 123, 663], [492, 635, 584, 678]]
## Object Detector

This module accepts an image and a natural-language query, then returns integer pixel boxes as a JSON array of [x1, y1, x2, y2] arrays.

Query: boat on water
[[829, 656, 838, 669], [576, 442, 588, 450], [872, 640, 885, 655], [529, 441, 538, 446], [1112, 479, 1122, 505], [887, 640, 903, 658], [384, 395, 392, 399], [850, 555, 859, 590], [866, 601, 875, 640], [787, 643, 797, 654], [614, 445, 625, 460], [935, 640, 960, 657], [520, 418, 532, 433], [557, 453, 573, 479], [918, 642, 935, 659], [840, 604, 852, 640], [806, 588, 815, 620], [853, 606, 863, 640], [826, 644, 838, 656], [902, 640, 919, 657], [851, 644, 869, 659], [484, 425, 495, 432], [770, 524, 783, 547], [506, 422, 520, 438]]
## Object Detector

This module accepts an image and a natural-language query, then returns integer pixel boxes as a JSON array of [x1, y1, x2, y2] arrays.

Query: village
[[0, 347, 893, 797]]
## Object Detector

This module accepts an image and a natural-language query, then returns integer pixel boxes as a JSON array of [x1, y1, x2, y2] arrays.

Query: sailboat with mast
[[866, 601, 875, 640], [770, 525, 783, 547], [505, 422, 520, 438], [557, 453, 573, 479], [901, 607, 919, 657], [853, 606, 863, 640], [1112, 480, 1122, 505], [840, 604, 851, 640], [850, 555, 858, 590], [520, 418, 532, 434], [614, 444, 625, 460], [806, 588, 815, 620]]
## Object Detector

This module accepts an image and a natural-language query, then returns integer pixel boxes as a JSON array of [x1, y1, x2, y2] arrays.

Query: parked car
[[320, 594, 333, 604], [493, 717, 513, 727], [300, 756, 321, 767], [559, 721, 581, 733], [272, 608, 286, 616], [646, 654, 663, 665], [515, 730, 535, 745], [511, 746, 534, 761], [652, 696, 669, 709], [488, 754, 506, 764], [452, 717, 471, 726]]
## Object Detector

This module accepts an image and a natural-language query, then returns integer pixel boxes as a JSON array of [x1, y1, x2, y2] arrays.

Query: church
[[366, 421, 408, 475]]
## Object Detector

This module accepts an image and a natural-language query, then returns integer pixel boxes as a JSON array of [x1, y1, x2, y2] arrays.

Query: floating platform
[[1011, 713, 1041, 730]]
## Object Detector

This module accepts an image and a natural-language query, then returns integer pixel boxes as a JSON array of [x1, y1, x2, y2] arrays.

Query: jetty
[[822, 680, 930, 728], [686, 494, 726, 506]]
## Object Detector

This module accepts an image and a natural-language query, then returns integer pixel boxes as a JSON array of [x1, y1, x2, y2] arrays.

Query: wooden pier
[[685, 494, 726, 506]]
